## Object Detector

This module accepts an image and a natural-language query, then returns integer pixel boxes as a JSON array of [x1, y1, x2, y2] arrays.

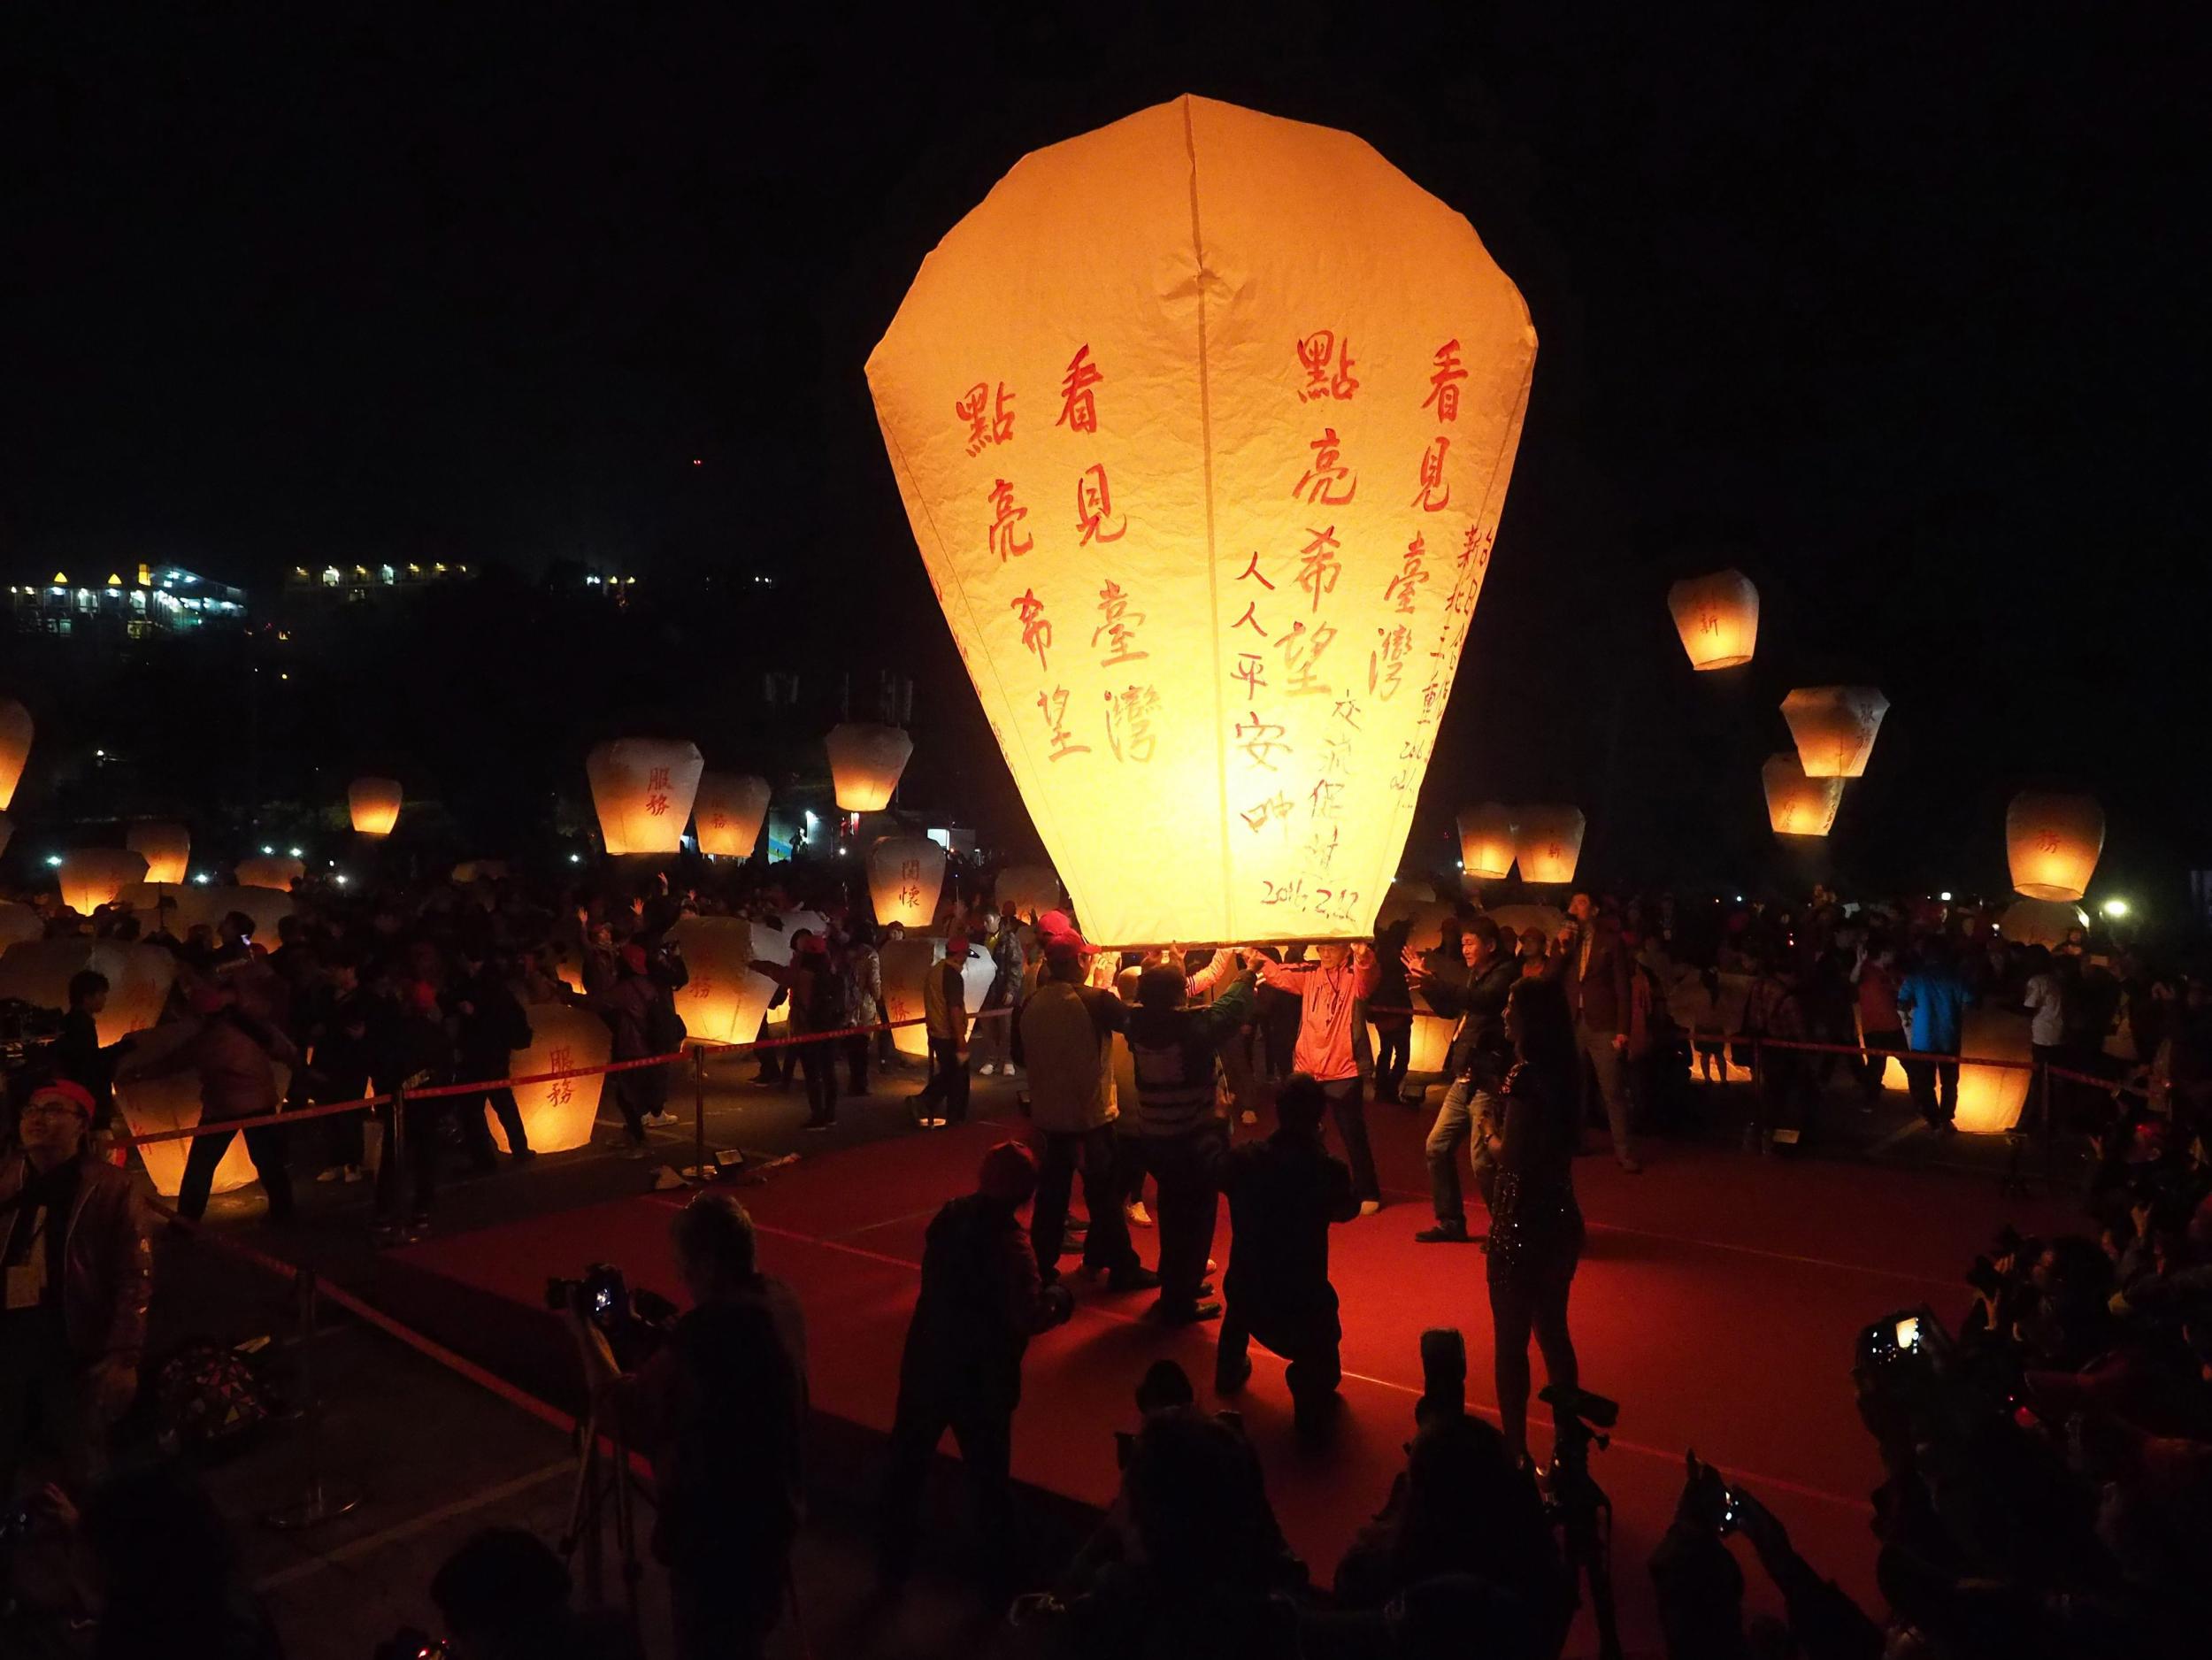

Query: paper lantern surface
[[694, 772, 772, 859], [234, 854, 305, 892], [349, 777, 403, 837], [825, 725, 913, 813], [0, 698, 29, 811], [58, 849, 150, 915], [586, 739, 705, 857], [1371, 991, 1455, 1078], [0, 939, 176, 1045], [869, 835, 949, 929], [1869, 1005, 2031, 1135], [1761, 753, 1844, 838], [867, 94, 1536, 946], [1455, 803, 1517, 881], [1999, 899, 2089, 949], [490, 1003, 611, 1155], [1781, 687, 1890, 779], [667, 917, 780, 1047], [114, 1019, 276, 1197], [0, 901, 41, 949], [1666, 570, 1759, 671], [995, 862, 1062, 923], [119, 882, 295, 940], [126, 823, 192, 885], [1512, 807, 1586, 885], [2005, 792, 2103, 902]]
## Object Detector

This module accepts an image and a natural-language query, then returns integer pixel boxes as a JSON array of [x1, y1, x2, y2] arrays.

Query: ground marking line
[[251, 1460, 573, 1594]]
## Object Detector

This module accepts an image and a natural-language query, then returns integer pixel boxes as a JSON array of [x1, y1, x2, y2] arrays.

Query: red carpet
[[390, 1105, 2078, 1656]]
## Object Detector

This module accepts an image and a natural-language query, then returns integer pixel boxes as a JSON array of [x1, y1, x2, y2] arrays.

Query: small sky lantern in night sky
[[1781, 687, 1890, 779], [1762, 752, 1844, 837], [825, 724, 913, 813], [1666, 570, 1759, 671], [1456, 802, 1517, 881], [2006, 790, 2103, 902], [1512, 805, 1586, 884], [349, 776, 403, 836], [586, 738, 705, 857], [693, 772, 772, 859], [126, 822, 191, 884]]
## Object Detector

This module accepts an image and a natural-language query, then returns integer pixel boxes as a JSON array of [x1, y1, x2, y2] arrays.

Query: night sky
[[5, 7, 2204, 906]]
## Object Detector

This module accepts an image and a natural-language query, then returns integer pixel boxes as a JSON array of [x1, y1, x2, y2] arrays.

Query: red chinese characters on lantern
[[1236, 549, 1277, 590], [1232, 651, 1268, 698], [1233, 711, 1291, 773], [1011, 588, 1052, 671], [1232, 600, 1269, 639], [1371, 624, 1411, 702], [1240, 791, 1294, 834], [1386, 535, 1429, 614], [1093, 580, 1148, 667], [956, 380, 1016, 456], [1278, 619, 1337, 697], [987, 478, 1033, 562], [645, 765, 673, 818], [1074, 463, 1125, 545], [1102, 684, 1162, 764], [546, 1047, 574, 1108], [1294, 331, 1358, 403], [1056, 345, 1102, 433], [1421, 340, 1466, 423], [1294, 429, 1357, 507], [1412, 436, 1452, 511], [1296, 526, 1341, 611], [1035, 686, 1088, 761]]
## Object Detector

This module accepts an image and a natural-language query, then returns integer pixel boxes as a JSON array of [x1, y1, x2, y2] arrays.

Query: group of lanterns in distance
[[1455, 802, 1586, 887]]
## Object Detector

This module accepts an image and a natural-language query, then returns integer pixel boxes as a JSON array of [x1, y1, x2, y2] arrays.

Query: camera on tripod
[[546, 1263, 677, 1371]]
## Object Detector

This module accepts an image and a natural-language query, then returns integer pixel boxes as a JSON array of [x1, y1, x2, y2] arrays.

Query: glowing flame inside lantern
[[694, 772, 772, 859], [2005, 791, 2103, 903], [1666, 570, 1759, 671], [826, 725, 912, 813], [126, 823, 191, 885], [349, 777, 403, 836], [865, 95, 1535, 946], [586, 739, 705, 857], [58, 849, 150, 915], [1781, 687, 1889, 779], [869, 835, 948, 929], [1762, 753, 1844, 838], [666, 917, 780, 1047], [1455, 803, 1517, 881]]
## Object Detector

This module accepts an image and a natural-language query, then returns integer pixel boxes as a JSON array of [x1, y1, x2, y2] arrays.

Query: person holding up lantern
[[1257, 942, 1385, 1212]]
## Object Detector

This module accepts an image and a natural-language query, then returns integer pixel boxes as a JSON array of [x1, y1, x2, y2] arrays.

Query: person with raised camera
[[571, 1192, 806, 1660]]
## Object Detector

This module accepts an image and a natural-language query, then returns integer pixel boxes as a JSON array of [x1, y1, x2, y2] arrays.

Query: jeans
[[1901, 1056, 1960, 1126], [1030, 1125, 1137, 1279], [1373, 1023, 1410, 1104], [1425, 1078, 1500, 1228], [923, 1039, 970, 1123], [1322, 1077, 1379, 1203], [177, 1120, 294, 1223], [1576, 1025, 1635, 1161], [1132, 1129, 1223, 1309]]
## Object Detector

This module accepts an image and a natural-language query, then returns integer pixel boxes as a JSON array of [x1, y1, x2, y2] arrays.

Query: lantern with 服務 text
[[0, 698, 29, 811], [234, 855, 304, 893], [1667, 570, 1758, 671], [586, 739, 705, 857], [58, 849, 149, 915], [349, 777, 403, 837], [127, 822, 191, 885], [866, 95, 1535, 947], [1455, 803, 1517, 881], [1512, 807, 1585, 885], [2006, 792, 2103, 903], [1781, 687, 1889, 779], [995, 863, 1062, 924], [694, 772, 772, 859], [1762, 753, 1844, 838], [869, 836, 949, 930], [826, 725, 913, 813], [488, 1003, 611, 1156], [667, 917, 780, 1047]]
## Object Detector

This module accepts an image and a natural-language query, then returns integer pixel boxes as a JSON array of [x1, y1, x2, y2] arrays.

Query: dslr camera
[[547, 1263, 678, 1370]]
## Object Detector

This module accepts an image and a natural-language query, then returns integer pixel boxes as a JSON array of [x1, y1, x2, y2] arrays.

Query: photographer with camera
[[570, 1193, 806, 1660]]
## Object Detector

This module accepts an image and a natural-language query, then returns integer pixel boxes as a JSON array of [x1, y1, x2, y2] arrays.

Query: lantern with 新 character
[[58, 849, 150, 915], [1781, 687, 1889, 779], [1762, 753, 1844, 838], [586, 739, 705, 857], [826, 725, 913, 813], [1999, 898, 2088, 949], [1456, 803, 1517, 881], [349, 776, 403, 837], [995, 863, 1062, 923], [866, 95, 1536, 946], [694, 772, 772, 859], [667, 917, 780, 1048], [489, 1003, 611, 1156], [234, 854, 304, 892], [869, 835, 949, 930], [1512, 806, 1585, 885], [0, 698, 29, 811], [2005, 791, 2103, 902], [126, 822, 191, 884], [1666, 570, 1759, 671]]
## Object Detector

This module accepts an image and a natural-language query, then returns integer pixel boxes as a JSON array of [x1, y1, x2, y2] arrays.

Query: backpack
[[644, 984, 687, 1055]]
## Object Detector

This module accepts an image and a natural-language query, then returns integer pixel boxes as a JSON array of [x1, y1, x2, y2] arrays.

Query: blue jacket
[[1897, 969, 1970, 1054]]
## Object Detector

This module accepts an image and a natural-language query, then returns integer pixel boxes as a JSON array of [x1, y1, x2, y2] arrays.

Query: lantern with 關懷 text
[[349, 777, 403, 837], [694, 772, 772, 859], [1512, 807, 1585, 885], [127, 822, 191, 884], [234, 855, 304, 893], [58, 849, 150, 915], [1762, 753, 1844, 838], [0, 698, 29, 811], [1455, 803, 1517, 881], [1667, 570, 1759, 671], [826, 725, 913, 813], [2005, 792, 2103, 903], [667, 917, 780, 1048], [586, 739, 705, 857], [866, 95, 1535, 946], [1781, 687, 1889, 779], [869, 835, 949, 930], [995, 863, 1062, 924]]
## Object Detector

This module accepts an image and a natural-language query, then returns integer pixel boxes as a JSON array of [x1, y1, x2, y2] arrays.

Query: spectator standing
[[52, 970, 133, 1132], [1558, 893, 1642, 1172], [1855, 939, 1907, 1104], [918, 931, 972, 1128], [1897, 939, 1971, 1134], [449, 945, 534, 1169], [1258, 943, 1385, 1211], [1407, 916, 1517, 1244], [138, 986, 299, 1226]]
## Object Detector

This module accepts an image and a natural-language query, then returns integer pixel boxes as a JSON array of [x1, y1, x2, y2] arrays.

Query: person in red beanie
[[879, 1140, 1073, 1583]]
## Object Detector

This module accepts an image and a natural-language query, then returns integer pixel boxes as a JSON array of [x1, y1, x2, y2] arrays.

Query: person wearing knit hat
[[879, 1139, 1072, 1582]]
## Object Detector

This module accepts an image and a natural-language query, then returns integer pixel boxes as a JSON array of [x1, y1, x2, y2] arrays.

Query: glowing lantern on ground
[[1666, 570, 1759, 671], [234, 855, 304, 892], [1456, 803, 1517, 881], [0, 698, 29, 811], [695, 772, 772, 859], [2006, 792, 2103, 902], [58, 849, 150, 915], [866, 94, 1536, 946], [879, 935, 995, 1059], [667, 918, 780, 1048], [869, 836, 949, 929], [1781, 688, 1889, 779], [0, 902, 40, 949], [114, 1020, 274, 1197], [1371, 990, 1456, 1080], [1999, 899, 2089, 949], [1869, 1005, 2032, 1135], [1762, 753, 1844, 838], [995, 863, 1062, 923], [126, 823, 191, 884], [349, 777, 403, 837], [586, 739, 705, 857], [489, 1003, 611, 1156], [1512, 807, 1586, 885], [826, 725, 913, 813]]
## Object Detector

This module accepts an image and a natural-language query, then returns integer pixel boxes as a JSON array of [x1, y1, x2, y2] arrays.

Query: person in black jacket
[[1406, 915, 1518, 1245], [449, 945, 534, 1170], [54, 970, 134, 1131], [373, 979, 454, 1241]]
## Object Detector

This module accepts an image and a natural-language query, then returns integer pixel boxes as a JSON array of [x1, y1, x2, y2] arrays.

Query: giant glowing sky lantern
[[694, 772, 772, 859], [488, 1002, 611, 1156], [349, 776, 403, 836], [1762, 752, 1844, 838], [1666, 570, 1759, 671], [826, 724, 913, 813], [126, 822, 191, 884], [666, 917, 780, 1048], [866, 95, 1536, 945], [1455, 803, 1517, 882], [868, 835, 949, 930], [2006, 791, 2103, 903], [1512, 806, 1586, 885], [586, 738, 705, 857], [0, 697, 29, 811], [1781, 686, 1889, 779], [58, 849, 150, 915]]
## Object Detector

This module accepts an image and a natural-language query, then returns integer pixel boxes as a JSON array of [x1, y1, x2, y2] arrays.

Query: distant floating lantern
[[2005, 791, 2103, 902], [491, 1003, 611, 1156], [234, 854, 305, 892], [995, 863, 1062, 923], [114, 1019, 273, 1196], [1666, 570, 1759, 671], [349, 776, 403, 837], [1998, 898, 2089, 949], [869, 835, 949, 929], [0, 698, 29, 811], [667, 917, 780, 1047], [126, 822, 191, 884], [1762, 753, 1844, 838], [826, 724, 912, 813], [586, 738, 705, 857], [1455, 803, 1518, 881], [1781, 687, 1889, 778], [694, 772, 772, 858], [1512, 806, 1586, 885], [58, 849, 150, 915]]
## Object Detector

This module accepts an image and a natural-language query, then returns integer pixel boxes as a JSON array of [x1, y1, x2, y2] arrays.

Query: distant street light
[[2102, 897, 2130, 918]]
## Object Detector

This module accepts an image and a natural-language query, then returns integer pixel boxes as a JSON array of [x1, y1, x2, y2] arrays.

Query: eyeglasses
[[19, 1103, 83, 1119]]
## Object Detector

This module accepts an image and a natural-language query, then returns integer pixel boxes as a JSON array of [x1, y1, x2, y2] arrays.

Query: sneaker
[[1358, 1199, 1382, 1218], [1215, 1354, 1254, 1395], [803, 1119, 835, 1133], [1125, 1201, 1154, 1228], [1415, 1222, 1471, 1243], [642, 1111, 680, 1128], [977, 1063, 998, 1076], [1105, 1264, 1161, 1293]]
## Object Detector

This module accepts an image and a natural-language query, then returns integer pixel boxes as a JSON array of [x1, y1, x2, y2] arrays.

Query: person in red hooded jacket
[[1258, 943, 1384, 1213]]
